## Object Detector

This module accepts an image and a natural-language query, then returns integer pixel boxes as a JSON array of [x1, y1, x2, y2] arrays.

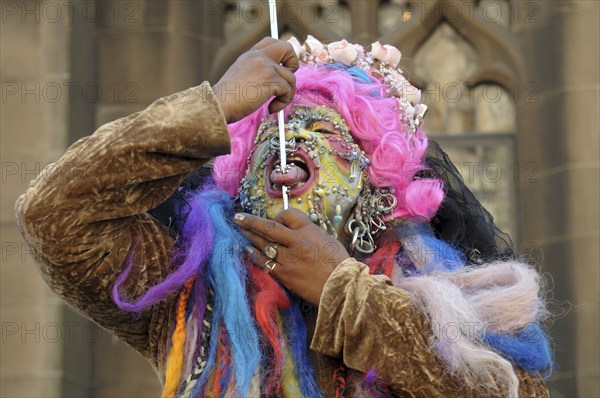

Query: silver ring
[[264, 260, 278, 274], [264, 243, 279, 260]]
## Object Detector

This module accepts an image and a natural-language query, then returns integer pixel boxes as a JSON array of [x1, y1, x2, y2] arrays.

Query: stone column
[[169, 0, 225, 90], [515, 1, 599, 396], [1, 0, 70, 396], [348, 0, 380, 45]]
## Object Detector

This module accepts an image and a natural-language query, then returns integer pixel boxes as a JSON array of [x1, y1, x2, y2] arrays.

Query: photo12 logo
[[1, 321, 103, 344], [1, 81, 139, 104], [1, 1, 140, 24], [407, 1, 539, 24]]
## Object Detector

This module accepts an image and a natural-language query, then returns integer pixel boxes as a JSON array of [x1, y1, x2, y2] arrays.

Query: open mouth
[[266, 150, 317, 198]]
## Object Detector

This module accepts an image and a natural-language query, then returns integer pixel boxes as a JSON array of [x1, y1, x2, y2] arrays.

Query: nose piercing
[[269, 136, 297, 155]]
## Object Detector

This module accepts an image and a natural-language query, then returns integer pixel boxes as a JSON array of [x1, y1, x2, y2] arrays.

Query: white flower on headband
[[415, 103, 428, 118], [371, 42, 402, 68], [288, 36, 303, 58], [304, 35, 324, 53], [353, 43, 365, 57], [405, 86, 422, 105], [328, 39, 358, 65]]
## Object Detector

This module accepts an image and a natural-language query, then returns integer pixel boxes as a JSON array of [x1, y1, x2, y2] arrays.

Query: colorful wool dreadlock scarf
[[112, 38, 553, 397]]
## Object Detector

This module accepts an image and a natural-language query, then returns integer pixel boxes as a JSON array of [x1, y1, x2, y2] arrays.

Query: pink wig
[[213, 65, 444, 221]]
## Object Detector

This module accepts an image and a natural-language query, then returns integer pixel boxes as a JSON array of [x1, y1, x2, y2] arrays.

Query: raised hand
[[213, 37, 299, 123], [234, 208, 350, 305]]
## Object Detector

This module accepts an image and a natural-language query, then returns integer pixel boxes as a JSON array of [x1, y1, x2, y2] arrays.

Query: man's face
[[239, 105, 369, 241]]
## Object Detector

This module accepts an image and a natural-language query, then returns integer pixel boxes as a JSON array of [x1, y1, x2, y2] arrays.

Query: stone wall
[[1, 0, 70, 395], [514, 1, 599, 396]]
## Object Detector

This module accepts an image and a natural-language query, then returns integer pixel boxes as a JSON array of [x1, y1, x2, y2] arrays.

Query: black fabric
[[423, 140, 515, 263], [148, 166, 213, 240]]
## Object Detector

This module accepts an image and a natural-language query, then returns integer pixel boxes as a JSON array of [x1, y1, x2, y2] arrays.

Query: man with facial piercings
[[16, 37, 552, 397]]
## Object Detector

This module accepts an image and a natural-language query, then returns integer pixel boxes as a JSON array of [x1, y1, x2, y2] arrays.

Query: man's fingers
[[268, 97, 288, 114], [252, 39, 299, 72], [245, 246, 281, 278], [239, 228, 289, 261], [251, 37, 278, 50], [261, 41, 299, 72], [234, 213, 294, 245], [274, 208, 314, 230], [239, 228, 269, 250], [274, 64, 296, 100], [267, 74, 294, 114], [280, 46, 300, 72]]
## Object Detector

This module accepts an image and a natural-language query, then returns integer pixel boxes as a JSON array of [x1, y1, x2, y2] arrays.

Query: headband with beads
[[287, 36, 428, 134]]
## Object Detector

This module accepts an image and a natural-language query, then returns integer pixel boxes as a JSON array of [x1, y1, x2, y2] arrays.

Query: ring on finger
[[263, 259, 278, 274], [264, 242, 279, 260]]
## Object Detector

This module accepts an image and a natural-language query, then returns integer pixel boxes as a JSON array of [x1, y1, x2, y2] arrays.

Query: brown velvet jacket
[[15, 83, 549, 397]]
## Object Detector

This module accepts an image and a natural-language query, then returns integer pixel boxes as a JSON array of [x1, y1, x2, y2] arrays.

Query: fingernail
[[234, 213, 245, 222], [245, 246, 254, 254]]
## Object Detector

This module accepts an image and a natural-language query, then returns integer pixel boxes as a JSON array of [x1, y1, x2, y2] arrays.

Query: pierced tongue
[[271, 164, 308, 186]]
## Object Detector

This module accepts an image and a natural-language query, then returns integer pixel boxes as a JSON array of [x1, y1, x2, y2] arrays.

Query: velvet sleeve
[[310, 258, 549, 398], [14, 82, 230, 370]]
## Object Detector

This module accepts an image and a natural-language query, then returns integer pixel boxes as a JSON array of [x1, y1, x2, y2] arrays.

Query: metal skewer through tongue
[[268, 0, 289, 210]]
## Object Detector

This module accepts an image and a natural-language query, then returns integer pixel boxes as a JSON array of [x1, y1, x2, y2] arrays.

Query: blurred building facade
[[1, 1, 598, 397]]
